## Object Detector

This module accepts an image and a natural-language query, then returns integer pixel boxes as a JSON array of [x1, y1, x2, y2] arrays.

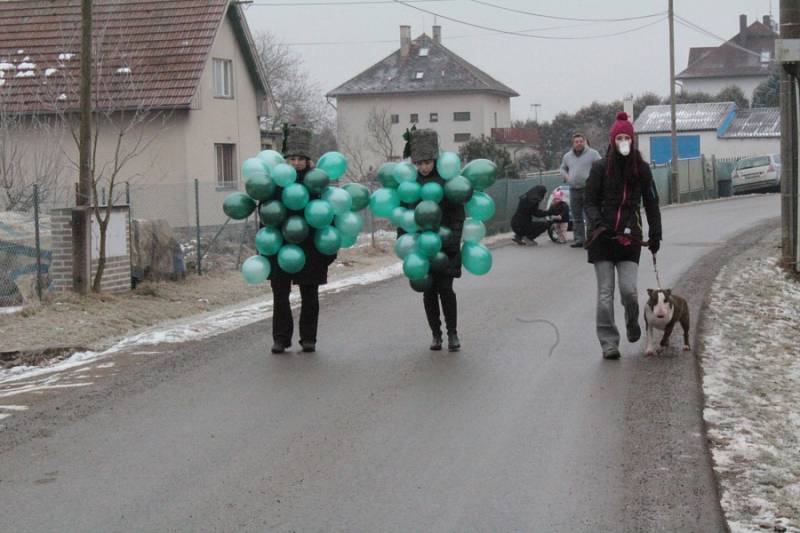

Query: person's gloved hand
[[649, 238, 660, 254]]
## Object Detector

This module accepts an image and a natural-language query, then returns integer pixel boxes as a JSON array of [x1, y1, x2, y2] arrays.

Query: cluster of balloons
[[367, 152, 498, 291], [222, 150, 369, 284]]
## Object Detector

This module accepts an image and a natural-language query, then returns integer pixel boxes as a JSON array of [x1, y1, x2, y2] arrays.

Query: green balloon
[[223, 192, 256, 220], [314, 225, 342, 255], [317, 151, 348, 180], [462, 218, 486, 243], [429, 251, 449, 273], [340, 231, 358, 248], [400, 209, 418, 233], [438, 225, 453, 247], [245, 174, 276, 202], [257, 149, 285, 169], [377, 162, 399, 188], [466, 191, 496, 221], [403, 251, 430, 280], [462, 158, 497, 190], [335, 211, 363, 238], [389, 206, 407, 227], [444, 175, 474, 205], [255, 226, 283, 256], [242, 157, 269, 181], [417, 231, 442, 257], [282, 183, 310, 211], [304, 199, 335, 229], [322, 186, 353, 215], [259, 200, 287, 227], [272, 163, 297, 187], [394, 233, 418, 259], [398, 181, 421, 204], [436, 152, 462, 180], [241, 255, 270, 284], [304, 168, 330, 196], [393, 161, 417, 183], [369, 187, 400, 218], [277, 244, 305, 274], [420, 181, 444, 202], [414, 200, 443, 231], [461, 242, 493, 276], [343, 183, 370, 211], [409, 275, 433, 293], [282, 215, 310, 244]]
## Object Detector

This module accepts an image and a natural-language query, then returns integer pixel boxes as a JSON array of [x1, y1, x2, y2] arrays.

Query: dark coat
[[584, 152, 662, 264], [510, 185, 558, 237]]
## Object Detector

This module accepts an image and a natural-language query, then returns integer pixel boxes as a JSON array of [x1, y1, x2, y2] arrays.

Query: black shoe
[[570, 242, 584, 248], [271, 342, 287, 354], [301, 340, 316, 353], [626, 322, 641, 343], [448, 333, 460, 352], [430, 334, 443, 351], [512, 236, 527, 245], [602, 348, 621, 360]]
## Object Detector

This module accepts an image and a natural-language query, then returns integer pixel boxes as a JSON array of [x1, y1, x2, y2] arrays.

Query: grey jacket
[[559, 147, 602, 189]]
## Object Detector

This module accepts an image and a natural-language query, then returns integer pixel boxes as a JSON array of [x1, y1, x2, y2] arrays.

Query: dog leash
[[652, 252, 663, 289], [584, 229, 663, 288]]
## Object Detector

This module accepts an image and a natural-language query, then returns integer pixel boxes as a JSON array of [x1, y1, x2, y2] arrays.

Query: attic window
[[760, 50, 770, 63], [419, 48, 429, 57], [414, 71, 424, 80]]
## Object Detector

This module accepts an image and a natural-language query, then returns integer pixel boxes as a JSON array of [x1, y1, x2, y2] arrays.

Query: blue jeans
[[594, 261, 639, 353]]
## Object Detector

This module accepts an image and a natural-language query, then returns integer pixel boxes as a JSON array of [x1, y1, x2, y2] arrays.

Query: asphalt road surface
[[0, 195, 780, 532]]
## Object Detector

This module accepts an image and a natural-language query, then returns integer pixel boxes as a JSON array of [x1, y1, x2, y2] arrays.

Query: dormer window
[[419, 48, 429, 57], [414, 71, 424, 80], [760, 50, 770, 63]]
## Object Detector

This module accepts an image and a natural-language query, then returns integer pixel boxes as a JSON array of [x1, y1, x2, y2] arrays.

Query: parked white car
[[731, 154, 781, 194]]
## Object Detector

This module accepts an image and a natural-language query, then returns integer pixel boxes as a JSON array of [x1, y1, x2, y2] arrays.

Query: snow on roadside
[[701, 241, 800, 533]]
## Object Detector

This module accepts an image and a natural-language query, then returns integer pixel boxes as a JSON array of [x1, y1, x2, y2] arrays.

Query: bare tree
[[365, 106, 397, 161]]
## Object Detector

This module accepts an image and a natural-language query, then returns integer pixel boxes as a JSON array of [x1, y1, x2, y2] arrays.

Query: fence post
[[195, 178, 202, 275], [33, 184, 43, 301], [125, 181, 134, 289]]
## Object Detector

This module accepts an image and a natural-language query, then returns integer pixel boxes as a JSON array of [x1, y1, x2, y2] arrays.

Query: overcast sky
[[242, 0, 776, 123]]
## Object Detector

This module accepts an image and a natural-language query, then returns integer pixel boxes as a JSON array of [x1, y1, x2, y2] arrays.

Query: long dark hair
[[605, 143, 645, 180]]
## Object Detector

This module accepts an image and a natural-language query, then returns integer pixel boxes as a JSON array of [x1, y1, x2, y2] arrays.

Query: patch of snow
[[0, 414, 9, 420], [14, 70, 34, 78], [115, 67, 131, 74], [0, 405, 28, 411], [17, 49, 24, 54], [0, 79, 5, 87], [0, 62, 14, 71], [58, 52, 74, 61], [0, 305, 23, 315], [57, 93, 67, 101], [17, 61, 35, 69], [45, 68, 57, 76]]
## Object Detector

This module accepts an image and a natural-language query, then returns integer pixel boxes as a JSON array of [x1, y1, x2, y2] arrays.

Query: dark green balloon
[[462, 158, 498, 191], [377, 162, 399, 188], [429, 251, 449, 273], [282, 215, 310, 244], [223, 192, 256, 220], [304, 168, 331, 196], [438, 225, 453, 247], [414, 200, 443, 231], [245, 174, 276, 202], [409, 275, 433, 293], [259, 200, 287, 227], [443, 175, 474, 205], [342, 183, 370, 211]]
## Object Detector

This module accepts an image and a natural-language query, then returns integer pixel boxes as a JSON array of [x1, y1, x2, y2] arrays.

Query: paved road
[[0, 195, 780, 532]]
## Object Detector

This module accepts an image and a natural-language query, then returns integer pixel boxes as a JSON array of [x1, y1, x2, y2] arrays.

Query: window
[[454, 133, 471, 142], [419, 48, 429, 56], [213, 58, 233, 98], [390, 114, 399, 124], [215, 144, 237, 187], [414, 71, 424, 80], [410, 113, 419, 123], [429, 112, 438, 122], [760, 50, 770, 63], [453, 111, 471, 121]]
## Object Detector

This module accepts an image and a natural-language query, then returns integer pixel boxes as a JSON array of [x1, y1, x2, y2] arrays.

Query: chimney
[[433, 25, 441, 44], [739, 14, 747, 34], [763, 15, 771, 26], [400, 25, 411, 57]]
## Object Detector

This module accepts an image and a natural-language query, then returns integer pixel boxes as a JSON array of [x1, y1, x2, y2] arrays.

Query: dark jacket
[[549, 201, 570, 223], [510, 185, 558, 234], [584, 152, 662, 264]]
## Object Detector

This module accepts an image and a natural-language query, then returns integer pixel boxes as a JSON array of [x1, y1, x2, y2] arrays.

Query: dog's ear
[[664, 289, 672, 298], [647, 288, 654, 297]]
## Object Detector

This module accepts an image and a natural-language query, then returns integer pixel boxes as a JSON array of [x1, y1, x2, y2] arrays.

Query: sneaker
[[626, 322, 641, 343], [430, 334, 443, 351], [602, 348, 621, 360], [271, 342, 288, 354], [448, 333, 461, 352], [301, 340, 316, 353], [570, 242, 584, 248], [512, 236, 527, 246]]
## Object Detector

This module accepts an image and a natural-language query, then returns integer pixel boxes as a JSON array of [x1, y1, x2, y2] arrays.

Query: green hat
[[409, 128, 439, 162], [282, 125, 312, 158]]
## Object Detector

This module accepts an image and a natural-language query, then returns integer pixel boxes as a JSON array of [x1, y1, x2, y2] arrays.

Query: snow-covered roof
[[719, 108, 780, 138], [634, 102, 737, 134]]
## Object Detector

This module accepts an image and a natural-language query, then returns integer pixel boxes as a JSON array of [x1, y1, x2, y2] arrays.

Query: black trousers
[[271, 278, 319, 345], [423, 274, 457, 336], [511, 220, 549, 241]]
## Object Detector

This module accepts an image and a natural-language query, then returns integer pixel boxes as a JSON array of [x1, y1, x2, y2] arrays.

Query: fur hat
[[409, 128, 439, 162], [282, 125, 312, 158], [609, 112, 634, 145]]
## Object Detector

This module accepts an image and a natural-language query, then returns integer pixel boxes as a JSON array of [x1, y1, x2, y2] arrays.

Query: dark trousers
[[271, 279, 319, 345], [511, 220, 549, 241], [423, 274, 457, 337]]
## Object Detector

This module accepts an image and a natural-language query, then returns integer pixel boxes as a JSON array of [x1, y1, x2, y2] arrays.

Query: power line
[[674, 14, 767, 62], [249, 0, 453, 6], [468, 0, 666, 23]]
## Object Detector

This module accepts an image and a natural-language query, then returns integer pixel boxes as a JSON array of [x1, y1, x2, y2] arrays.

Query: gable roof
[[327, 33, 518, 98], [719, 107, 780, 138], [633, 102, 737, 133], [676, 20, 777, 80], [0, 0, 268, 113]]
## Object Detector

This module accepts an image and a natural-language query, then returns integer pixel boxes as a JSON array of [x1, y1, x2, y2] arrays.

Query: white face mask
[[616, 140, 631, 156]]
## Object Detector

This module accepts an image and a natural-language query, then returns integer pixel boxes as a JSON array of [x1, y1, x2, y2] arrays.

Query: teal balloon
[[335, 211, 363, 238], [304, 199, 335, 229], [369, 187, 400, 218], [462, 218, 486, 243], [257, 149, 285, 169], [400, 209, 418, 233], [343, 183, 370, 211], [245, 174, 276, 202], [223, 192, 256, 220], [420, 181, 444, 203], [417, 231, 442, 257], [403, 251, 430, 280], [304, 168, 330, 196], [409, 275, 433, 293], [438, 225, 453, 247], [462, 158, 497, 190], [241, 255, 271, 284], [323, 186, 353, 215], [436, 151, 462, 180], [389, 206, 407, 227], [340, 231, 358, 248], [242, 157, 269, 181], [394, 233, 418, 259], [282, 215, 310, 244], [377, 162, 399, 188], [397, 181, 421, 204], [317, 151, 348, 180], [466, 191, 496, 221], [255, 226, 283, 256], [444, 175, 474, 205], [393, 161, 417, 183], [461, 242, 493, 276], [282, 183, 310, 211], [277, 244, 305, 274], [314, 225, 342, 255], [272, 163, 297, 187], [429, 251, 449, 273], [414, 200, 442, 231], [259, 200, 287, 227]]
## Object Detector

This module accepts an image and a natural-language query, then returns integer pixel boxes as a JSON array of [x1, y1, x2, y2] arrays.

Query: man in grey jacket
[[559, 133, 601, 247]]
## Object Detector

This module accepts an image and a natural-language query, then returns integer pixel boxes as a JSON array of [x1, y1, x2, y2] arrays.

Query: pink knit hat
[[609, 112, 634, 145], [551, 189, 565, 202]]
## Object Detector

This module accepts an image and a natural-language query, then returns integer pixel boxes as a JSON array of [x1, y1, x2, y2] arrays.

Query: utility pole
[[668, 0, 679, 204], [73, 0, 92, 294]]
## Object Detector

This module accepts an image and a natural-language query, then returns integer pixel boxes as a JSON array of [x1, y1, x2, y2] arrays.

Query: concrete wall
[[679, 76, 766, 101]]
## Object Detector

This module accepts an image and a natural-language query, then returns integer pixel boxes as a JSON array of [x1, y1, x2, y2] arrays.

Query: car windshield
[[737, 156, 771, 170]]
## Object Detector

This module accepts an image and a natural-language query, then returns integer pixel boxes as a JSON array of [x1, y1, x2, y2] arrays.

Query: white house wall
[[638, 131, 779, 164], [680, 77, 765, 101]]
